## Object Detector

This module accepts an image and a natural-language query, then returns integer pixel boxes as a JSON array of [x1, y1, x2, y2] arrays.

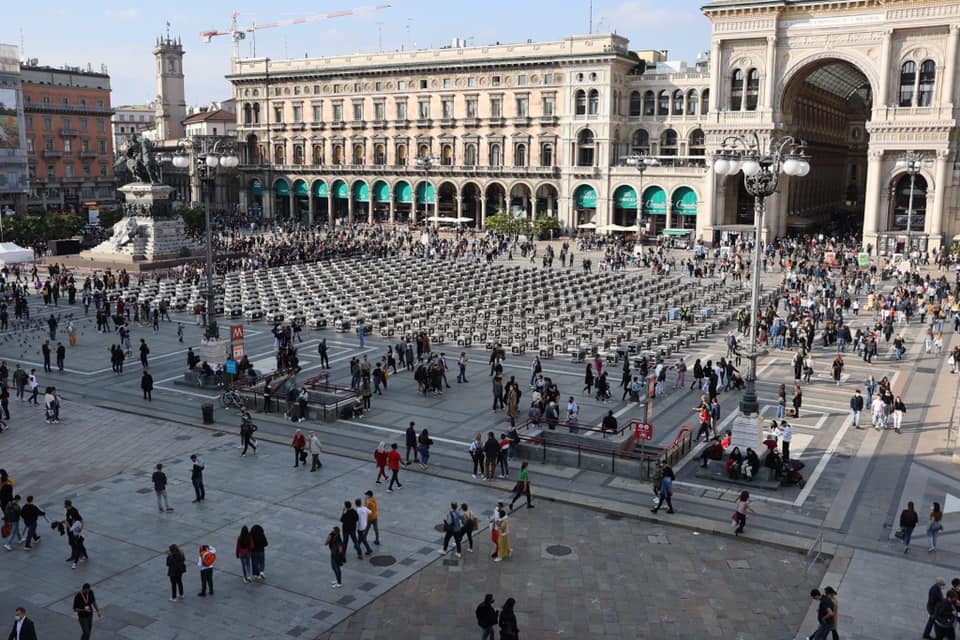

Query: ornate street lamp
[[894, 151, 932, 254], [713, 132, 810, 416], [623, 154, 659, 240], [194, 142, 239, 341]]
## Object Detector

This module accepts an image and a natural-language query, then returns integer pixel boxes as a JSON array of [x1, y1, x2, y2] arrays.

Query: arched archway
[[460, 182, 481, 228], [331, 179, 349, 222], [273, 178, 291, 223], [292, 179, 309, 223], [782, 57, 872, 235], [371, 180, 390, 222], [886, 172, 929, 253], [509, 183, 533, 219], [311, 180, 329, 226], [437, 181, 458, 220], [394, 180, 413, 223], [534, 183, 559, 218], [485, 183, 507, 220]]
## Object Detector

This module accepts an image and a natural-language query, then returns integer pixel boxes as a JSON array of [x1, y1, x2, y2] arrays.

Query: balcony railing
[[60, 128, 79, 137], [265, 163, 562, 179], [78, 151, 98, 159], [42, 149, 62, 158]]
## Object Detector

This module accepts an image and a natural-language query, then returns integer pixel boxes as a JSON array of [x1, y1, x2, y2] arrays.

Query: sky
[[4, 0, 711, 107]]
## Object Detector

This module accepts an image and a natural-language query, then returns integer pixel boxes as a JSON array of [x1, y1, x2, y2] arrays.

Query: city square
[[1, 1, 960, 639]]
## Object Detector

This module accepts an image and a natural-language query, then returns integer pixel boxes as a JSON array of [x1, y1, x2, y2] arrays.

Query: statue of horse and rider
[[114, 133, 162, 184]]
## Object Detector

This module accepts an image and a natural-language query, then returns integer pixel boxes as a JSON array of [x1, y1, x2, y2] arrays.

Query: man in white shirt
[[780, 420, 793, 463], [354, 498, 373, 556], [871, 395, 886, 430], [566, 397, 579, 434]]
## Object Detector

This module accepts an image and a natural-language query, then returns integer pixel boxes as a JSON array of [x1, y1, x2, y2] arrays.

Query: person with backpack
[[2, 495, 21, 550], [476, 594, 498, 640], [166, 544, 187, 601], [235, 526, 253, 583], [197, 544, 216, 597], [440, 502, 464, 558]]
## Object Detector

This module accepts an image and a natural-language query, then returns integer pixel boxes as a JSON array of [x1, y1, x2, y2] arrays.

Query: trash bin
[[201, 403, 214, 424]]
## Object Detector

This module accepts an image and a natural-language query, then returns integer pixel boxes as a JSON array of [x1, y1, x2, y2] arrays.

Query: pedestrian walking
[[292, 430, 307, 468], [418, 428, 433, 469], [139, 339, 150, 369], [141, 370, 153, 401], [932, 590, 958, 640], [781, 421, 793, 463], [190, 455, 205, 502], [3, 495, 22, 550], [509, 462, 533, 510], [494, 508, 511, 562], [56, 342, 65, 373], [354, 499, 373, 556], [27, 370, 38, 405], [325, 526, 344, 588], [64, 499, 87, 569], [240, 410, 257, 457], [650, 464, 675, 514], [850, 389, 864, 429], [792, 384, 802, 418], [469, 433, 485, 478], [440, 502, 464, 557], [373, 442, 388, 483], [483, 432, 499, 480], [318, 338, 330, 369], [197, 544, 216, 596], [928, 502, 944, 552], [387, 443, 402, 491], [476, 594, 499, 640], [498, 597, 520, 640], [250, 524, 268, 580], [808, 588, 836, 640], [733, 490, 750, 536], [151, 464, 173, 513], [776, 383, 786, 419], [9, 607, 37, 640], [166, 544, 186, 601], [20, 496, 43, 550], [460, 503, 477, 552], [340, 501, 362, 559], [924, 578, 947, 639], [893, 395, 907, 433], [899, 500, 919, 553], [364, 490, 380, 545], [72, 582, 101, 640], [235, 526, 253, 583], [405, 422, 419, 465], [457, 351, 469, 383], [309, 432, 323, 471]]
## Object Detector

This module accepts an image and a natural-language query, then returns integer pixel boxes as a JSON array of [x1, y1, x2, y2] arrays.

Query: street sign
[[231, 324, 244, 341], [634, 422, 654, 441], [231, 343, 244, 359], [225, 359, 237, 374]]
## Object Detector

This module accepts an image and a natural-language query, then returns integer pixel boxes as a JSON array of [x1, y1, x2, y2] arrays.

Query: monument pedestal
[[85, 183, 198, 262], [729, 412, 761, 453]]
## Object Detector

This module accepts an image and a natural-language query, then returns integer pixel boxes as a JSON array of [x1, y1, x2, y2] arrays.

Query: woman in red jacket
[[374, 442, 388, 484], [292, 430, 307, 468]]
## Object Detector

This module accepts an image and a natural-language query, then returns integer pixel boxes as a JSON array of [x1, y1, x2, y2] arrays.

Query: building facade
[[111, 103, 155, 153], [21, 62, 116, 213], [0, 44, 28, 215], [702, 0, 960, 253], [227, 0, 960, 252], [227, 34, 711, 235]]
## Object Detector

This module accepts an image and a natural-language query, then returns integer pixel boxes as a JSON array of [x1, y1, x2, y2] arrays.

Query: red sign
[[231, 324, 244, 341], [634, 422, 654, 442], [231, 343, 245, 359]]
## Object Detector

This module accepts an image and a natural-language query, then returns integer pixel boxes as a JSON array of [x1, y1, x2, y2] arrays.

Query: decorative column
[[389, 193, 395, 224], [929, 149, 950, 248], [347, 196, 354, 224], [709, 40, 721, 114], [877, 30, 893, 108], [480, 195, 487, 228], [308, 190, 315, 226], [456, 193, 463, 220], [327, 193, 334, 227], [862, 149, 884, 251], [763, 36, 777, 111], [288, 190, 295, 221], [943, 25, 960, 107], [367, 199, 373, 224]]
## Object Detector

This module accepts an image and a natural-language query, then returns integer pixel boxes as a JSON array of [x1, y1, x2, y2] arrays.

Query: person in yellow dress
[[495, 509, 511, 562]]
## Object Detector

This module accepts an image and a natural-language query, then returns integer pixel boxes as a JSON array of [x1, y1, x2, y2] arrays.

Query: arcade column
[[861, 149, 884, 252]]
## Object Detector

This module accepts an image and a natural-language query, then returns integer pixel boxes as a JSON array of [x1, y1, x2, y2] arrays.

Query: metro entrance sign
[[634, 422, 654, 441], [231, 325, 245, 341]]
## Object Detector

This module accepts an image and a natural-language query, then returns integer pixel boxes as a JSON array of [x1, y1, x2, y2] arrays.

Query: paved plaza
[[1, 251, 959, 639]]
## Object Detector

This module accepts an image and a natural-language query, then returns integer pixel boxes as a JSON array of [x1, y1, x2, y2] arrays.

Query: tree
[[175, 206, 207, 239], [532, 215, 560, 240], [485, 214, 531, 236]]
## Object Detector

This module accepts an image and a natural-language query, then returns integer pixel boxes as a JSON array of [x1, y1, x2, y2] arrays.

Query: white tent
[[0, 242, 34, 265], [577, 222, 597, 229]]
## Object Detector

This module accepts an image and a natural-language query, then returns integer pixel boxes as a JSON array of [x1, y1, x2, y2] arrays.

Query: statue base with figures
[[81, 182, 199, 265]]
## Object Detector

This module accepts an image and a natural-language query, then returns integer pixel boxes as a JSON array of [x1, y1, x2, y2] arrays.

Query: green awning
[[416, 182, 435, 204], [333, 181, 349, 199], [275, 180, 290, 197], [672, 186, 697, 215], [613, 185, 637, 209], [373, 181, 390, 203], [293, 181, 309, 197], [662, 228, 691, 236], [642, 186, 667, 215], [396, 181, 412, 204], [250, 179, 263, 196], [574, 185, 597, 208], [314, 181, 328, 197], [353, 182, 370, 202]]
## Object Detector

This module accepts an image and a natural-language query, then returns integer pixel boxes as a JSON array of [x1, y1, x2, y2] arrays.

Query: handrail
[[513, 417, 632, 438]]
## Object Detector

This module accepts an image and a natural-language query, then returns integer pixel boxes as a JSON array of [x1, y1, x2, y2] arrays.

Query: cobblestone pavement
[[0, 402, 822, 640]]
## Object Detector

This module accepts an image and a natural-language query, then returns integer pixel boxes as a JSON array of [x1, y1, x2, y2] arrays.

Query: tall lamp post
[[414, 156, 434, 224], [174, 142, 239, 341], [894, 151, 932, 255], [712, 132, 810, 416], [623, 154, 659, 240]]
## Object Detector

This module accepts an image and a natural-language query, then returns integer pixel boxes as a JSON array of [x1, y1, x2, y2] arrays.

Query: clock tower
[[153, 31, 186, 141]]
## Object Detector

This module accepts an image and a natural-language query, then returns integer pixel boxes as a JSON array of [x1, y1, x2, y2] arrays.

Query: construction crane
[[200, 3, 392, 59]]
